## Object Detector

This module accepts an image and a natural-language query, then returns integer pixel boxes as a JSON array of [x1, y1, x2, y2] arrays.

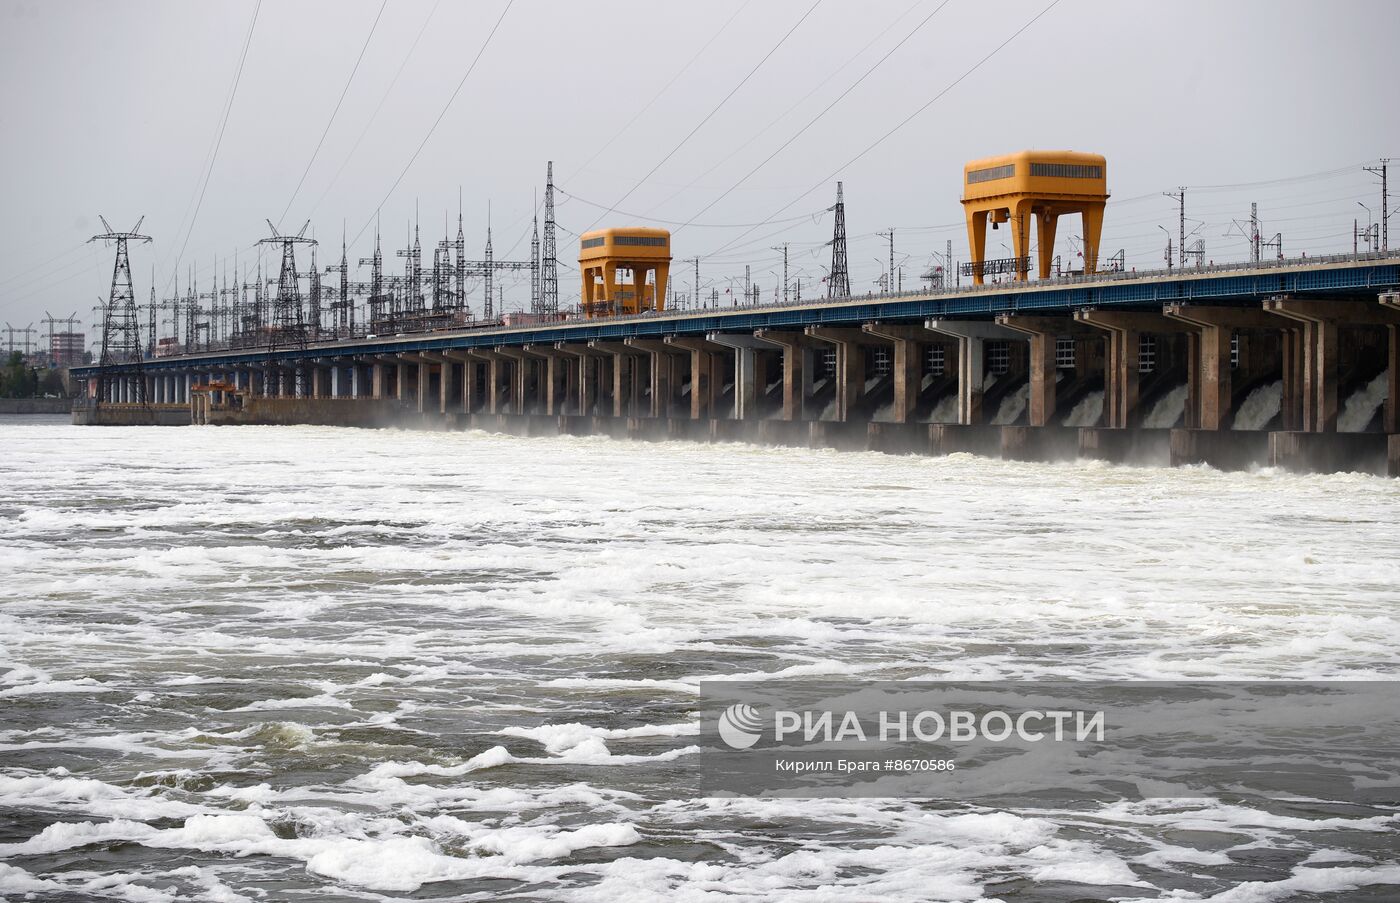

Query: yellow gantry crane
[[961, 150, 1108, 284]]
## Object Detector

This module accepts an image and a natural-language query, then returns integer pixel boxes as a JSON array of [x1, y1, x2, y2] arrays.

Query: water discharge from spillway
[[1061, 390, 1104, 427], [1142, 383, 1187, 429], [2, 416, 1398, 901], [1338, 370, 1388, 432], [1232, 380, 1282, 430]]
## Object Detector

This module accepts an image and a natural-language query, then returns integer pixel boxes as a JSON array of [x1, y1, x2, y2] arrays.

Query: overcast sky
[[2, 0, 1397, 335]]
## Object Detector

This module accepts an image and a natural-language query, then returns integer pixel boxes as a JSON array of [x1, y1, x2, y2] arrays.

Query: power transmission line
[[351, 0, 513, 249], [580, 0, 823, 235], [644, 0, 924, 219], [165, 0, 262, 296], [555, 187, 826, 229], [674, 0, 952, 235], [568, 0, 754, 181], [706, 0, 1062, 259], [277, 0, 389, 230], [304, 0, 443, 222]]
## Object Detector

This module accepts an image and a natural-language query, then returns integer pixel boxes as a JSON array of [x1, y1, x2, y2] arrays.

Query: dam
[[72, 252, 1400, 476], [72, 153, 1400, 477]]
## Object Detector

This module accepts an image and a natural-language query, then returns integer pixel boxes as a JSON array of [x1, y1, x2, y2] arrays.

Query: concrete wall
[[206, 397, 403, 427], [0, 398, 71, 414], [71, 404, 190, 426]]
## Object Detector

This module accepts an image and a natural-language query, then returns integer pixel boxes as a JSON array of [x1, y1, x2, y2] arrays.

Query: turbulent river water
[[2, 415, 1398, 902]]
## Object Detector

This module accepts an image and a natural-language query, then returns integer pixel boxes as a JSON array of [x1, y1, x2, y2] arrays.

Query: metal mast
[[396, 220, 423, 313], [359, 222, 386, 329], [542, 161, 558, 315], [90, 215, 152, 405], [827, 181, 850, 298], [771, 244, 789, 303], [455, 210, 467, 314], [530, 213, 541, 313], [307, 244, 322, 338], [878, 227, 895, 293], [147, 273, 156, 357], [1364, 159, 1390, 251], [483, 211, 494, 320], [1250, 202, 1260, 264], [340, 228, 351, 334], [1164, 187, 1186, 269], [432, 229, 451, 312]]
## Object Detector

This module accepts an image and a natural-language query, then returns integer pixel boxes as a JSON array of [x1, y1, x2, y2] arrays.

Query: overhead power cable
[[556, 187, 826, 229], [707, 0, 1061, 258], [352, 0, 513, 249], [165, 0, 262, 294], [645, 0, 923, 218], [568, 0, 754, 182], [581, 0, 823, 234], [305, 0, 443, 222], [277, 0, 389, 230], [675, 0, 952, 235]]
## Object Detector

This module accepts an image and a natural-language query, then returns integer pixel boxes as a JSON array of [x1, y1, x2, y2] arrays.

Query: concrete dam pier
[[74, 257, 1400, 477]]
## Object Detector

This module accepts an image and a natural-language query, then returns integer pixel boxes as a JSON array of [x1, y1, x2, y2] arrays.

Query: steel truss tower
[[397, 222, 424, 313], [90, 216, 152, 406], [258, 219, 316, 353], [542, 161, 558, 315], [530, 214, 541, 313], [455, 212, 468, 313], [359, 225, 387, 329], [828, 182, 850, 298], [483, 219, 494, 320]]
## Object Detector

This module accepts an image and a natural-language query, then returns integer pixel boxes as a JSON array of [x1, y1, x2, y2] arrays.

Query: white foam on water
[[0, 773, 208, 821], [498, 720, 699, 754], [4, 420, 1400, 900], [0, 863, 65, 896], [1115, 864, 1400, 903]]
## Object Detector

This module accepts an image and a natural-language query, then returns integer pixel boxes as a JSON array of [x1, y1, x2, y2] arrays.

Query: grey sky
[[2, 0, 1397, 334]]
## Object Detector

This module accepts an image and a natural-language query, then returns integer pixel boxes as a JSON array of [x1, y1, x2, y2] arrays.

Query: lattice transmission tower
[[530, 212, 541, 313], [827, 182, 850, 298], [541, 161, 558, 315], [257, 219, 316, 353], [90, 215, 152, 405]]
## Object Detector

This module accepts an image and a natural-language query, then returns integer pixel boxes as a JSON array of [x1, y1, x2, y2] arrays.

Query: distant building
[[501, 311, 546, 327], [49, 331, 86, 368]]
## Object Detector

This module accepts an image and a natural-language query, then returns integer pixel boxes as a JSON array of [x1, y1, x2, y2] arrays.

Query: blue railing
[[73, 251, 1400, 377]]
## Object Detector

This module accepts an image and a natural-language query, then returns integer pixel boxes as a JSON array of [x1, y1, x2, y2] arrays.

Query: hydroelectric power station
[[72, 154, 1400, 476]]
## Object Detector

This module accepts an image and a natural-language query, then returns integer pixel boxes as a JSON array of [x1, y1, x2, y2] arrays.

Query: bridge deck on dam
[[71, 252, 1400, 478], [73, 251, 1400, 375]]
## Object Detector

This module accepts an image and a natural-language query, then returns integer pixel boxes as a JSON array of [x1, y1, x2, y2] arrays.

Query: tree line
[[1, 352, 68, 398]]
